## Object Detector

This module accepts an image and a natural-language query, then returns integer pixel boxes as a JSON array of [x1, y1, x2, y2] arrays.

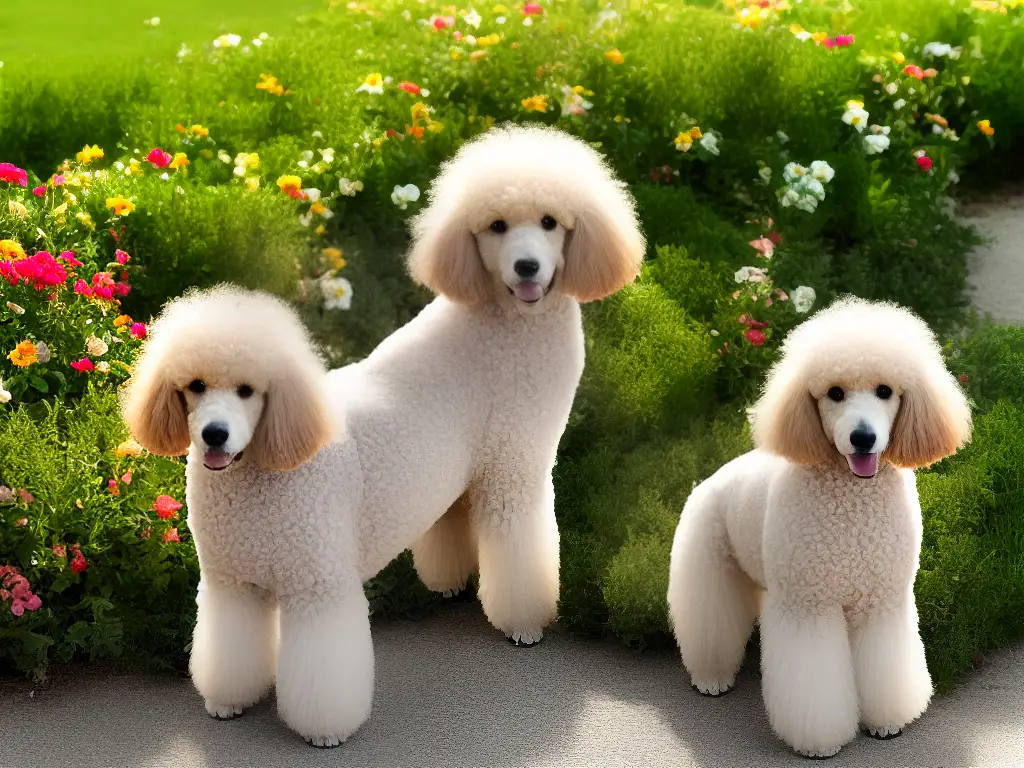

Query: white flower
[[218, 150, 232, 163], [86, 336, 108, 357], [932, 124, 944, 135], [595, 9, 619, 27], [795, 195, 819, 213], [809, 160, 835, 183], [734, 266, 767, 284], [776, 130, 790, 144], [312, 130, 323, 139], [791, 286, 816, 313], [893, 98, 907, 111], [114, 161, 125, 171], [884, 82, 899, 95], [297, 160, 308, 169], [356, 80, 384, 95], [779, 187, 802, 208], [143, 16, 161, 26], [160, 172, 170, 181], [232, 165, 246, 177], [339, 178, 364, 196], [783, 162, 807, 182], [947, 170, 961, 185], [96, 361, 111, 374], [523, 17, 533, 26], [252, 38, 263, 48], [709, 329, 720, 337], [863, 134, 891, 154], [794, 30, 812, 41], [922, 42, 961, 59], [6, 301, 25, 315], [699, 132, 720, 156], [842, 101, 870, 133], [303, 188, 321, 203], [758, 166, 773, 184], [259, 32, 269, 41], [0, 378, 11, 405], [320, 147, 335, 164], [299, 211, 313, 227], [804, 177, 827, 201], [464, 8, 482, 27], [391, 183, 421, 210], [321, 276, 354, 310], [496, 15, 507, 24]]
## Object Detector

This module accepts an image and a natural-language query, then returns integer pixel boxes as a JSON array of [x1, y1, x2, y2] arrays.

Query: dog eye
[[489, 219, 508, 234], [876, 384, 893, 400], [187, 380, 206, 395], [541, 215, 557, 231], [827, 386, 845, 402], [237, 384, 254, 399]]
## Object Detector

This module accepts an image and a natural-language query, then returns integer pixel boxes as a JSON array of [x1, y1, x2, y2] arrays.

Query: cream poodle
[[120, 124, 644, 747], [667, 296, 972, 758]]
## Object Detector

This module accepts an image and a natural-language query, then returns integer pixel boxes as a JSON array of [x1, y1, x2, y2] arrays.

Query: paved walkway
[[2, 604, 1022, 768], [963, 186, 1024, 325]]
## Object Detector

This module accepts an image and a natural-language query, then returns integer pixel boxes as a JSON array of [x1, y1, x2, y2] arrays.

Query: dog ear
[[120, 351, 190, 457], [247, 365, 333, 472], [408, 208, 491, 304], [561, 201, 645, 303], [751, 375, 834, 466], [884, 373, 972, 469]]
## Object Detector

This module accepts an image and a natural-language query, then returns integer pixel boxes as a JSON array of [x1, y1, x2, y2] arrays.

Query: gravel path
[[962, 186, 1024, 325]]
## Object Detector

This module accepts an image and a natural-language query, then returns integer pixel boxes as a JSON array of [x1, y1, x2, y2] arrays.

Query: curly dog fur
[[121, 124, 644, 747], [666, 296, 972, 758]]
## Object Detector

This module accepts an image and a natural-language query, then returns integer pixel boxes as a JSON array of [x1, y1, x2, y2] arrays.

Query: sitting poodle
[[667, 297, 971, 758], [120, 124, 644, 747]]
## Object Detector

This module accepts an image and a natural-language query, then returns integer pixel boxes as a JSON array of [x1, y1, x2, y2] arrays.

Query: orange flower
[[604, 48, 625, 64], [256, 73, 286, 96], [114, 314, 133, 327], [8, 340, 38, 367], [978, 119, 995, 136], [0, 239, 26, 260], [276, 175, 303, 198], [106, 196, 135, 216], [521, 95, 548, 112], [175, 123, 187, 134]]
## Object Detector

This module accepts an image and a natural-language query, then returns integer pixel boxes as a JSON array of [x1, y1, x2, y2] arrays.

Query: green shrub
[[947, 320, 1024, 410]]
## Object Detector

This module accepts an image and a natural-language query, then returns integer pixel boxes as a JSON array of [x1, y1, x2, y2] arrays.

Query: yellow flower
[[493, 4, 508, 11], [245, 152, 260, 169], [477, 33, 501, 47], [674, 130, 695, 151], [8, 341, 38, 368], [310, 202, 327, 215], [427, 119, 445, 133], [169, 152, 190, 170], [76, 211, 96, 230], [411, 102, 432, 124], [8, 200, 29, 219], [470, 49, 488, 61], [323, 247, 346, 271], [978, 119, 995, 136], [245, 177, 260, 191], [451, 48, 463, 61], [811, 31, 829, 44], [116, 439, 144, 458], [114, 314, 133, 327], [613, 115, 631, 123], [0, 240, 26, 260], [846, 99, 865, 110], [190, 124, 209, 137], [277, 175, 303, 198], [106, 196, 136, 216], [76, 144, 105, 164], [892, 51, 906, 64], [127, 158, 143, 177], [356, 72, 385, 94], [521, 95, 549, 112], [315, 224, 327, 236], [604, 49, 625, 65], [256, 73, 286, 96]]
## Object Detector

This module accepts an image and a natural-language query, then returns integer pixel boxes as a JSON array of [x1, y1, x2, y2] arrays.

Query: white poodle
[[667, 297, 972, 758], [120, 124, 644, 747]]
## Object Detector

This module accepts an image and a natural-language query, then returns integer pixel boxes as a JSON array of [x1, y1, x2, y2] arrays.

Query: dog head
[[407, 123, 646, 312], [121, 285, 334, 473], [750, 296, 972, 477]]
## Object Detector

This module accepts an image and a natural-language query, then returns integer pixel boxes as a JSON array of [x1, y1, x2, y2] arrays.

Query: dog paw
[[865, 725, 903, 740], [506, 629, 543, 647], [691, 679, 734, 697], [795, 744, 842, 760], [205, 701, 245, 720], [306, 735, 345, 749], [441, 586, 463, 599]]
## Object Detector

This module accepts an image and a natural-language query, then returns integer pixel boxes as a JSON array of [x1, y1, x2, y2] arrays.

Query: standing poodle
[[666, 297, 971, 758], [327, 123, 644, 647], [120, 124, 644, 747]]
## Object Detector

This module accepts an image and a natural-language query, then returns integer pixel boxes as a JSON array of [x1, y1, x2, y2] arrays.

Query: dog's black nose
[[514, 259, 540, 278], [202, 423, 229, 448], [850, 428, 876, 452]]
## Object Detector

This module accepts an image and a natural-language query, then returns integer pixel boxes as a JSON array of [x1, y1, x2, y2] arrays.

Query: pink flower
[[130, 322, 148, 339], [74, 279, 92, 297], [748, 237, 775, 258], [71, 358, 95, 372], [836, 34, 855, 47], [113, 282, 131, 297], [959, 374, 969, 384], [923, 68, 938, 78], [115, 249, 131, 265], [824, 37, 837, 49], [91, 271, 115, 301], [453, 30, 463, 41], [14, 517, 28, 527], [0, 163, 28, 187], [59, 250, 84, 267], [745, 329, 767, 346], [163, 527, 181, 543], [917, 155, 933, 171], [108, 479, 120, 495], [17, 488, 33, 504], [121, 471, 133, 485], [146, 148, 172, 169], [738, 314, 770, 330], [153, 495, 183, 520], [52, 174, 66, 186], [52, 544, 67, 558], [398, 82, 421, 95], [523, 1, 543, 14], [12, 251, 67, 291], [903, 64, 925, 80], [32, 185, 46, 197]]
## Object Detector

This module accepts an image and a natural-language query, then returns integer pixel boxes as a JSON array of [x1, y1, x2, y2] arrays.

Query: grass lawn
[[0, 0, 318, 74]]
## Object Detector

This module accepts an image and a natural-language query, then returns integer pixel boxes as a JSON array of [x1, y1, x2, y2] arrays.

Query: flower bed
[[2, 0, 1024, 686]]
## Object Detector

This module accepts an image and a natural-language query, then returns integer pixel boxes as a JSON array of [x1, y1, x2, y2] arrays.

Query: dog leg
[[276, 582, 374, 748], [852, 596, 933, 739], [411, 493, 478, 598], [190, 578, 278, 720], [761, 596, 859, 758], [668, 509, 759, 696], [473, 476, 559, 646]]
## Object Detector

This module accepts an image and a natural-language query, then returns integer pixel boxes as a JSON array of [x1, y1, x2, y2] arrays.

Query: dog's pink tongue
[[203, 450, 234, 470], [847, 453, 879, 478], [513, 282, 543, 302]]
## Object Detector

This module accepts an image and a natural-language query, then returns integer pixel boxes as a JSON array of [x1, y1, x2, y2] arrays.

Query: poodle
[[666, 296, 972, 759], [120, 124, 644, 747]]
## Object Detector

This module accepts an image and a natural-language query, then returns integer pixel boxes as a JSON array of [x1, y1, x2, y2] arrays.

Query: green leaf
[[29, 376, 49, 393]]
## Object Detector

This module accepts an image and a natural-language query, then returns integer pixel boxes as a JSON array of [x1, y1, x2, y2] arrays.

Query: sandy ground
[[962, 185, 1024, 325]]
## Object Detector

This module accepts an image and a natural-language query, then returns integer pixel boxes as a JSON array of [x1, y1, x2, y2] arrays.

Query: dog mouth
[[507, 280, 550, 304], [846, 452, 879, 478], [203, 449, 242, 471]]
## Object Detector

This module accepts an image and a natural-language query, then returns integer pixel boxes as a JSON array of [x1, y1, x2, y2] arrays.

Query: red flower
[[767, 231, 782, 245], [163, 527, 181, 543], [130, 322, 148, 339], [32, 185, 46, 197], [70, 554, 88, 573], [432, 15, 453, 29], [523, 1, 543, 14], [916, 155, 933, 171], [745, 329, 767, 346], [398, 82, 421, 95], [0, 163, 28, 187], [59, 250, 84, 267], [153, 495, 183, 520], [115, 249, 131, 265], [146, 148, 172, 168], [959, 374, 969, 383], [71, 358, 95, 372], [903, 64, 925, 80]]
